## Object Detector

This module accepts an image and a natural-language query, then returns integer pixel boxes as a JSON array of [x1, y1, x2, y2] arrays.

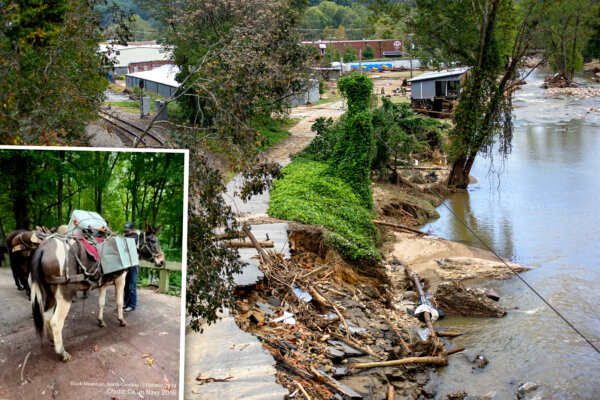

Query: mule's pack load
[[65, 210, 138, 276], [66, 210, 109, 236]]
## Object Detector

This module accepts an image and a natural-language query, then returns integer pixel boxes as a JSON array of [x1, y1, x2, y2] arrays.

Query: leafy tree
[[137, 0, 311, 328], [363, 44, 375, 59], [0, 0, 128, 145], [343, 45, 357, 62], [161, 0, 310, 162], [328, 74, 374, 208], [300, 1, 371, 40], [409, 0, 553, 188], [538, 0, 599, 80], [0, 149, 185, 255]]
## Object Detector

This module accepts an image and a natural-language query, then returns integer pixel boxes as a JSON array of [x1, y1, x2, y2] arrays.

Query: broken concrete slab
[[185, 309, 288, 400]]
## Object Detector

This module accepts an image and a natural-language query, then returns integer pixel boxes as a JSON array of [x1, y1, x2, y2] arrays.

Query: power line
[[372, 130, 600, 354]]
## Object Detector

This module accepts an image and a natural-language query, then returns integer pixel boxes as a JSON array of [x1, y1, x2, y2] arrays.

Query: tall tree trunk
[[57, 150, 65, 222]]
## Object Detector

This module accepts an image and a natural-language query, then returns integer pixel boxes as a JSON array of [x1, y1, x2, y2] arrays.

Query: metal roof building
[[102, 44, 172, 76], [125, 64, 180, 98], [408, 67, 470, 100]]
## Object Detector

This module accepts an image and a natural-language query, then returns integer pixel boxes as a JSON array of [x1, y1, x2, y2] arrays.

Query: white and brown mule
[[30, 223, 164, 361]]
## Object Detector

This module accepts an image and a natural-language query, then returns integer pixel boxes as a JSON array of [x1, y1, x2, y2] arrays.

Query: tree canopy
[[0, 0, 129, 145], [0, 149, 185, 260]]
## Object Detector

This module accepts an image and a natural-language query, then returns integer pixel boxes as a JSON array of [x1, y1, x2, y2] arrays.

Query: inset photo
[[0, 147, 188, 399]]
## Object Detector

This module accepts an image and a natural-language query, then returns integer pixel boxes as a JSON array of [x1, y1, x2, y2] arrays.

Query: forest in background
[[0, 150, 185, 261]]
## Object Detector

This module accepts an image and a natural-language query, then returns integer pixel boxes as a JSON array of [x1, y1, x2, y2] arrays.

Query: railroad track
[[99, 109, 165, 148]]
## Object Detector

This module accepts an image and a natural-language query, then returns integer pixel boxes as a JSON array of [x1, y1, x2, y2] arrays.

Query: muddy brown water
[[422, 69, 600, 399]]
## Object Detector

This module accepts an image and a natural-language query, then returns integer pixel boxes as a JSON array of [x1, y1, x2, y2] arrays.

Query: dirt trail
[[264, 101, 345, 165], [0, 268, 181, 400]]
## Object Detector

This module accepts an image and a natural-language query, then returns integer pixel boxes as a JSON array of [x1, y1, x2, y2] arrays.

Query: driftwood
[[295, 381, 312, 400], [386, 165, 418, 189], [224, 240, 274, 248], [372, 220, 426, 236], [437, 331, 463, 337], [243, 225, 271, 264], [350, 356, 448, 369], [312, 287, 351, 339], [444, 347, 465, 356], [330, 333, 382, 360], [383, 315, 412, 354], [301, 265, 329, 280]]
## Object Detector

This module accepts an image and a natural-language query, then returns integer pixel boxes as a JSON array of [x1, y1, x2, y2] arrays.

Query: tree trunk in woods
[[57, 151, 65, 222]]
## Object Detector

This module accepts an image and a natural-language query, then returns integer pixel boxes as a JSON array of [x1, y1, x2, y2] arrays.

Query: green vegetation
[[343, 46, 358, 62], [138, 268, 182, 297], [0, 0, 127, 144], [363, 45, 375, 60], [300, 0, 403, 41], [537, 0, 598, 80], [253, 116, 298, 151], [105, 99, 179, 114], [271, 74, 378, 260], [269, 161, 379, 260], [0, 149, 185, 256]]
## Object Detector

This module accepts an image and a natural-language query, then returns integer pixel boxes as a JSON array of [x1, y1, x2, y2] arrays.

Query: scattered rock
[[471, 353, 489, 369], [484, 289, 500, 302], [268, 296, 281, 307], [435, 257, 527, 281], [446, 392, 467, 400], [518, 382, 538, 395], [435, 281, 506, 318]]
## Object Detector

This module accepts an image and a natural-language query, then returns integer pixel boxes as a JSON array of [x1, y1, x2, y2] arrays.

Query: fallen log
[[224, 240, 274, 248], [386, 165, 419, 189], [350, 356, 448, 369], [243, 224, 271, 264], [372, 220, 426, 235]]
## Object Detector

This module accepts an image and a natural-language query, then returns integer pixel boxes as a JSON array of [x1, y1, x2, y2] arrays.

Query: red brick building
[[128, 60, 175, 74], [302, 39, 403, 59]]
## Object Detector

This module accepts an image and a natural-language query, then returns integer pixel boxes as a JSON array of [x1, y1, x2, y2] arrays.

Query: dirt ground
[[263, 101, 345, 165], [0, 268, 181, 400]]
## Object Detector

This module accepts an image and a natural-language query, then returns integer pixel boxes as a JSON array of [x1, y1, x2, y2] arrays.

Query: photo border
[[0, 145, 189, 400]]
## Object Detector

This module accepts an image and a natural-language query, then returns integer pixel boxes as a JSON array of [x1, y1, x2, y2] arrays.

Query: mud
[[0, 268, 181, 400]]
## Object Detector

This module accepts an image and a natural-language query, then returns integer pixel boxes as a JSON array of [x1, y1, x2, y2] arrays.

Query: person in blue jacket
[[123, 221, 138, 312]]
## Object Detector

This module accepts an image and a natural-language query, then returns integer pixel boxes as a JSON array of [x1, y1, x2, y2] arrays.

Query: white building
[[101, 43, 172, 76]]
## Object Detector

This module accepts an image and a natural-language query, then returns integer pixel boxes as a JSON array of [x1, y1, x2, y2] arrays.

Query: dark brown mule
[[0, 240, 8, 267], [5, 228, 54, 297], [5, 230, 42, 297], [30, 223, 164, 361]]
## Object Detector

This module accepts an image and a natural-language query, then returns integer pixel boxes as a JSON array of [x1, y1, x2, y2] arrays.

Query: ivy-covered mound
[[268, 161, 379, 260], [269, 74, 448, 260], [270, 74, 379, 260]]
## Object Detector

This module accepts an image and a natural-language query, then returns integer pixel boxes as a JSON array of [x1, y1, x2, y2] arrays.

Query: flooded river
[[424, 69, 600, 399]]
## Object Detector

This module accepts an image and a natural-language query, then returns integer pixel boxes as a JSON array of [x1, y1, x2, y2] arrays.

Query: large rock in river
[[434, 281, 506, 318], [435, 257, 528, 281]]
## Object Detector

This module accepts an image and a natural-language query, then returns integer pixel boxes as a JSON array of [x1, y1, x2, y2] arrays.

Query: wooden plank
[[159, 269, 170, 294], [139, 260, 182, 271]]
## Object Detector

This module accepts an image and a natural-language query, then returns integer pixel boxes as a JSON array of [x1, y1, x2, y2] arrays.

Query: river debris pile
[[232, 245, 469, 399]]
